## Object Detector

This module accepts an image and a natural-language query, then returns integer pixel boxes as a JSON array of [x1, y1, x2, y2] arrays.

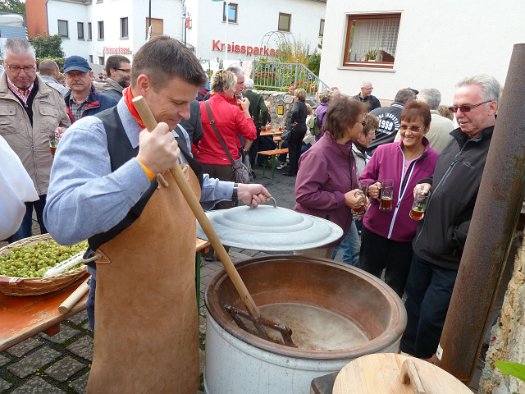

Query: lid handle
[[400, 359, 426, 393]]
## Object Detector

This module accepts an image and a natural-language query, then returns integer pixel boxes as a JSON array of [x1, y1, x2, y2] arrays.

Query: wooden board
[[333, 353, 471, 394]]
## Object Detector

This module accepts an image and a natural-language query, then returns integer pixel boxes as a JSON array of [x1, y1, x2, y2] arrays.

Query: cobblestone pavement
[[0, 166, 297, 393]]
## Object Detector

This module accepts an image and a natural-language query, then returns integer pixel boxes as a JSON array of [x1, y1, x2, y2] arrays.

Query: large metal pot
[[204, 256, 407, 394]]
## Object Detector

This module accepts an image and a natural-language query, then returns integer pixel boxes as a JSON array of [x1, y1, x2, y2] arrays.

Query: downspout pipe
[[438, 42, 525, 381]]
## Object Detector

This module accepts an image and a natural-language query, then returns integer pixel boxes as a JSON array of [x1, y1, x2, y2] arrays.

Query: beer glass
[[49, 136, 57, 156], [351, 182, 368, 218], [379, 179, 394, 212], [409, 189, 429, 221]]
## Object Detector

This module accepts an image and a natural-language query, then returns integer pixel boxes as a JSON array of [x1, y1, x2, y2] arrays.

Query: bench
[[256, 148, 289, 179]]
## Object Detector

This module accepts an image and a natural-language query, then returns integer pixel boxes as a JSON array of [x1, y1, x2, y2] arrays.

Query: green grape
[[0, 240, 88, 278]]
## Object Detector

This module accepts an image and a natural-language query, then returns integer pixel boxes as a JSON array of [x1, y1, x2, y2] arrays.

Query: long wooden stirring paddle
[[132, 96, 263, 321]]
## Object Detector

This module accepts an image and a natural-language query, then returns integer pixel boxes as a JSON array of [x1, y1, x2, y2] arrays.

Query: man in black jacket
[[244, 77, 269, 167], [400, 74, 500, 359]]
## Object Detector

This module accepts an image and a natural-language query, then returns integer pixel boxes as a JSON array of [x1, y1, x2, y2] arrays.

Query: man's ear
[[488, 100, 498, 116], [134, 74, 151, 97]]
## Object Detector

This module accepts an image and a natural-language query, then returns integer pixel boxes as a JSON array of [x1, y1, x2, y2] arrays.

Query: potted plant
[[366, 49, 378, 62]]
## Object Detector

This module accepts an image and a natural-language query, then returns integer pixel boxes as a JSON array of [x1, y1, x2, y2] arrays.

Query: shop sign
[[212, 40, 280, 57]]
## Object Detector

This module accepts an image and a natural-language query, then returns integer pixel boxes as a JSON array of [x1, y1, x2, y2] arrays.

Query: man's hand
[[414, 183, 432, 197], [237, 184, 272, 207], [136, 122, 180, 174], [240, 97, 251, 113]]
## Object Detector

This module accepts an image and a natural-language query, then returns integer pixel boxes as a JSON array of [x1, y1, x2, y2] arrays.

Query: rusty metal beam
[[438, 43, 525, 380]]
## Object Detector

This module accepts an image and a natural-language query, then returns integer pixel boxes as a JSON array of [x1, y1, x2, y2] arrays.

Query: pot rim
[[205, 255, 407, 360]]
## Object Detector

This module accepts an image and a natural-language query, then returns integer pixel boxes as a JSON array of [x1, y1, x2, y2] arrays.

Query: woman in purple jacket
[[295, 95, 368, 258], [358, 101, 439, 296]]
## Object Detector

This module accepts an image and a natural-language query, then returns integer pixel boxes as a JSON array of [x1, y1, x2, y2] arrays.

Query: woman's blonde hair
[[306, 103, 313, 115], [211, 70, 236, 94]]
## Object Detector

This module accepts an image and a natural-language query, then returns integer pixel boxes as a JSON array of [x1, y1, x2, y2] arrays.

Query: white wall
[[320, 0, 523, 104], [194, 0, 325, 63], [47, 1, 90, 59]]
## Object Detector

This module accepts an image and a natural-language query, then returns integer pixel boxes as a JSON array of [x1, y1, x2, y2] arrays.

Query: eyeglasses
[[5, 64, 36, 73], [399, 125, 423, 132], [114, 68, 131, 73], [448, 100, 493, 113]]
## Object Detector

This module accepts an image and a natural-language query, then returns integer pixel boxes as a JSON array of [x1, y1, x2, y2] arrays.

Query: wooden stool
[[256, 148, 289, 179]]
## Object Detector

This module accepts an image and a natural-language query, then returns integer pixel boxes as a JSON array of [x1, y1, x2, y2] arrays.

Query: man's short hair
[[244, 77, 254, 89], [361, 81, 372, 88], [131, 36, 207, 90], [418, 88, 441, 110], [105, 55, 130, 77], [38, 60, 60, 76], [226, 65, 244, 78], [457, 74, 501, 103], [394, 88, 416, 104], [2, 39, 36, 61]]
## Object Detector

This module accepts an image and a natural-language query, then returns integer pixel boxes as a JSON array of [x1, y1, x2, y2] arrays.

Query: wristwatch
[[232, 183, 239, 202]]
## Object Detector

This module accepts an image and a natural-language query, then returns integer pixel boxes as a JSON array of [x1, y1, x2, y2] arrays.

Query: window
[[99, 56, 105, 65], [145, 18, 164, 39], [222, 2, 238, 23], [319, 19, 325, 37], [87, 22, 92, 40], [89, 55, 93, 63], [58, 20, 68, 38], [343, 13, 401, 68], [120, 17, 129, 39], [77, 22, 84, 40], [278, 13, 291, 32], [98, 21, 104, 40]]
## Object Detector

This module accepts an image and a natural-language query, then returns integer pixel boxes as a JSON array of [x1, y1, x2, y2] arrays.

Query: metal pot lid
[[196, 199, 343, 251]]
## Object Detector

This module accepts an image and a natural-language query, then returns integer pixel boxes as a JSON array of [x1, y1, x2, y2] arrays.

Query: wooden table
[[260, 129, 283, 137], [0, 238, 210, 352]]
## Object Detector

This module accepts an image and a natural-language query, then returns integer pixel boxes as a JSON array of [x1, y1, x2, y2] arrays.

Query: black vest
[[87, 106, 203, 252]]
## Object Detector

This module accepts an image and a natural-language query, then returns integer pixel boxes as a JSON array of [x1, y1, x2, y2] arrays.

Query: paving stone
[[67, 336, 93, 361], [45, 356, 87, 382], [6, 337, 42, 357], [69, 370, 89, 393], [66, 310, 88, 326], [0, 353, 11, 366], [7, 346, 61, 378], [10, 376, 65, 393], [0, 377, 12, 391], [41, 324, 80, 344]]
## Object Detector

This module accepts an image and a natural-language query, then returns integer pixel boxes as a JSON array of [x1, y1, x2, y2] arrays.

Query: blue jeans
[[400, 254, 458, 358], [8, 195, 47, 242], [332, 219, 360, 266]]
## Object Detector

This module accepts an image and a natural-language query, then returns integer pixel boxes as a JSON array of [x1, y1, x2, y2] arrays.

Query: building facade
[[26, 0, 325, 73], [319, 0, 522, 102]]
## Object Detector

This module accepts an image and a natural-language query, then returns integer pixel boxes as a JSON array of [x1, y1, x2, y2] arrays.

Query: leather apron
[[87, 166, 200, 393]]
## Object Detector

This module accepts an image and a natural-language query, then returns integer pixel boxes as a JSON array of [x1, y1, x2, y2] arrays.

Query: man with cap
[[63, 55, 118, 123]]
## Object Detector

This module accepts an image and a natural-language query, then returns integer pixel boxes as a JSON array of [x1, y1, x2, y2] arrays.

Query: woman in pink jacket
[[358, 101, 439, 296]]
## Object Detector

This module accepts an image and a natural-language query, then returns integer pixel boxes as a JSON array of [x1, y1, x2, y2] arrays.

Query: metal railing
[[251, 61, 329, 99]]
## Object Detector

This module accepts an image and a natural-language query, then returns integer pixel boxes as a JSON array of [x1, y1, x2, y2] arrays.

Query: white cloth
[[0, 136, 38, 239]]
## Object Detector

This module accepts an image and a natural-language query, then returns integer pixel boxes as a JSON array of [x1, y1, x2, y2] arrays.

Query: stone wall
[[479, 237, 525, 393], [256, 90, 318, 129]]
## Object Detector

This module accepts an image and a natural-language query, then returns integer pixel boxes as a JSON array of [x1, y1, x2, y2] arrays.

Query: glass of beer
[[379, 179, 394, 212], [49, 135, 57, 156], [351, 182, 369, 218], [409, 189, 429, 221]]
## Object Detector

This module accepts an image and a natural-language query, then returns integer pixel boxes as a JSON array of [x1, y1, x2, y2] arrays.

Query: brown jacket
[[0, 74, 70, 195]]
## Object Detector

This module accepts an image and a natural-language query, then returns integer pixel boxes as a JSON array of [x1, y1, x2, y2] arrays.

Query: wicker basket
[[0, 234, 88, 296]]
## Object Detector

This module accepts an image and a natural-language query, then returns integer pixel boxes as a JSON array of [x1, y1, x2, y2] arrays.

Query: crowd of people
[[0, 35, 502, 385]]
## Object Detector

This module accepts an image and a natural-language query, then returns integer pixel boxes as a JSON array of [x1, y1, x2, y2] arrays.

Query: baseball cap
[[64, 56, 91, 73]]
